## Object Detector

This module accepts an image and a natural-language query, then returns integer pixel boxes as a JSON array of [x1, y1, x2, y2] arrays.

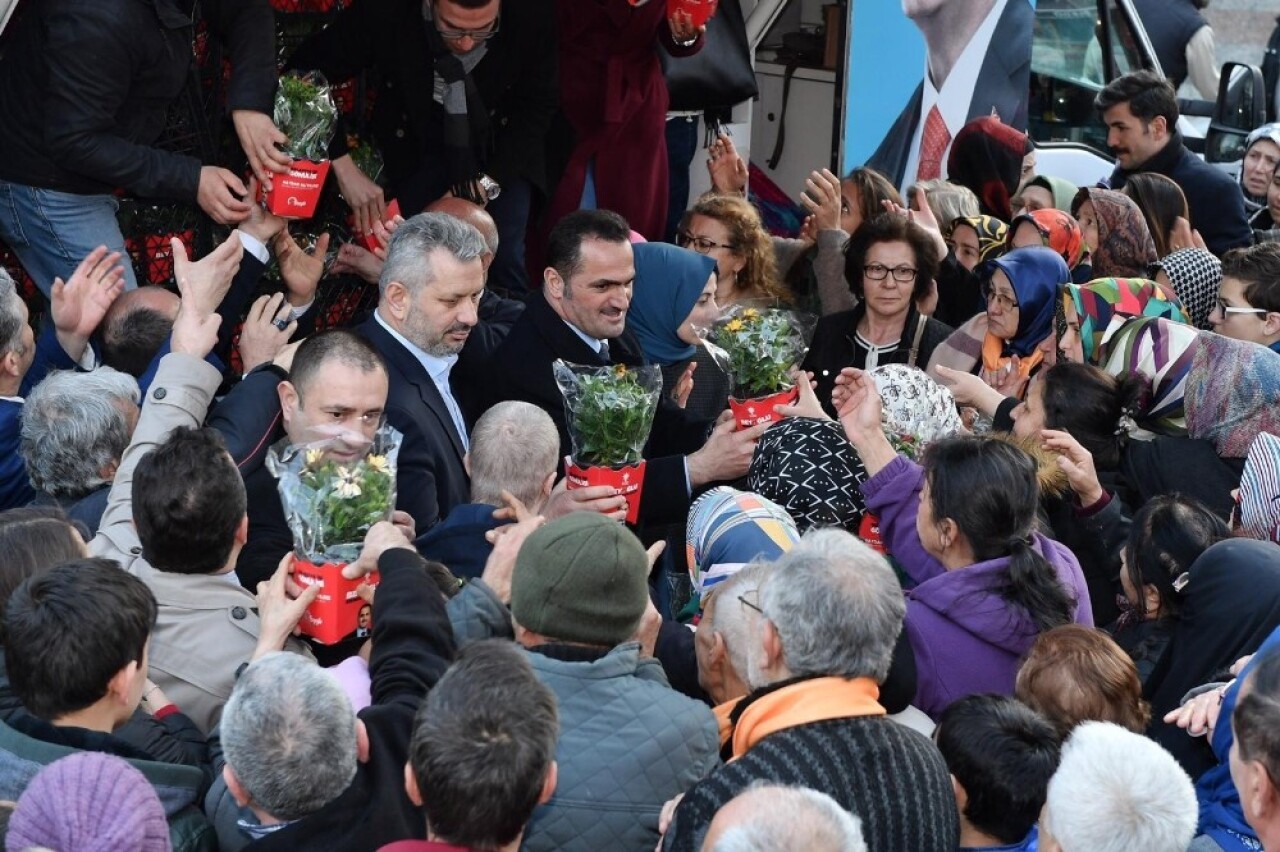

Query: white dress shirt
[[374, 309, 470, 452]]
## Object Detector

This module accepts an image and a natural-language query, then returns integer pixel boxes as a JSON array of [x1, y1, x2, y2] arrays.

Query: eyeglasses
[[738, 589, 763, 615], [1213, 298, 1267, 317], [677, 231, 735, 253], [984, 289, 1019, 310], [426, 1, 501, 40], [863, 263, 917, 282]]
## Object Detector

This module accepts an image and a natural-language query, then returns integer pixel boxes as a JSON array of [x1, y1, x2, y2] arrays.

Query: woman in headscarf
[[685, 486, 799, 611], [1241, 123, 1280, 216], [1072, 187, 1158, 279], [1006, 208, 1093, 284], [746, 418, 868, 535], [1144, 539, 1280, 778], [926, 246, 1069, 399], [1014, 174, 1078, 214], [1239, 433, 1280, 546], [945, 115, 1027, 222], [933, 215, 1007, 328], [628, 241, 727, 421], [1150, 248, 1222, 330], [1252, 159, 1280, 243]]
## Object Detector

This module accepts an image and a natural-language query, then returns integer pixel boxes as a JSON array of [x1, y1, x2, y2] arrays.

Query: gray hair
[[756, 528, 904, 685], [704, 562, 771, 685], [469, 402, 560, 508], [710, 783, 866, 852], [378, 212, 488, 297], [220, 653, 357, 821], [0, 270, 26, 358], [1041, 721, 1196, 852], [20, 368, 140, 497]]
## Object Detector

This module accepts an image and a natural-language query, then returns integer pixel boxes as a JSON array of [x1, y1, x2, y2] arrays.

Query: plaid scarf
[[422, 8, 491, 190]]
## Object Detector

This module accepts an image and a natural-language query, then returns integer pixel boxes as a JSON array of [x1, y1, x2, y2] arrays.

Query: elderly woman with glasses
[[801, 214, 952, 415]]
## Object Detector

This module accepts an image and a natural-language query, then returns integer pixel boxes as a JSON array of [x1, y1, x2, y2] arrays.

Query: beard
[[404, 306, 470, 357]]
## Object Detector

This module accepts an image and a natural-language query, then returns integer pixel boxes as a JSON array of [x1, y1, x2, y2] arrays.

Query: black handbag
[[659, 0, 758, 115]]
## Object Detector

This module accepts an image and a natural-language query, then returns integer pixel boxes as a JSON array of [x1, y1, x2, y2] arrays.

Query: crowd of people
[[0, 0, 1278, 849]]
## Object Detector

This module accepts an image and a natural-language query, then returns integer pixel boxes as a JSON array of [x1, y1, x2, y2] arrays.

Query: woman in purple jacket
[[835, 368, 1093, 719]]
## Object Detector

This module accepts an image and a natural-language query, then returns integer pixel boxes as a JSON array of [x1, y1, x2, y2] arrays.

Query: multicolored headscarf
[[1064, 277, 1189, 365], [949, 215, 1009, 264], [1240, 432, 1280, 545], [747, 418, 867, 534], [686, 486, 799, 599], [1008, 209, 1090, 270], [1072, 187, 1158, 279], [1149, 248, 1222, 331], [1185, 334, 1280, 459]]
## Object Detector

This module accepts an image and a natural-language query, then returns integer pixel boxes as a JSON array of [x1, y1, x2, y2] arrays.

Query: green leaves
[[554, 361, 662, 467], [274, 71, 338, 161], [706, 307, 814, 399]]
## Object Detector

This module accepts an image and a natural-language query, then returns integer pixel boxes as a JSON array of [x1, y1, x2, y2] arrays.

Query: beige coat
[[91, 352, 311, 734]]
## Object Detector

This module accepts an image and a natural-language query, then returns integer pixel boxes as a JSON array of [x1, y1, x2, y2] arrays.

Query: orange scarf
[[727, 676, 885, 759], [980, 333, 1043, 383]]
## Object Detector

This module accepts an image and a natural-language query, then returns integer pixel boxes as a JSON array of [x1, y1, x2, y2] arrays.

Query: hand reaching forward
[[51, 246, 126, 361], [174, 231, 243, 318]]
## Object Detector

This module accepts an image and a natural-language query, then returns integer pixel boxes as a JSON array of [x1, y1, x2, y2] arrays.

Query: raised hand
[[174, 231, 243, 318], [331, 242, 385, 285], [275, 229, 331, 308], [1041, 428, 1105, 506], [253, 552, 321, 659], [801, 168, 843, 232], [238, 293, 297, 372], [706, 133, 748, 195], [51, 245, 126, 361]]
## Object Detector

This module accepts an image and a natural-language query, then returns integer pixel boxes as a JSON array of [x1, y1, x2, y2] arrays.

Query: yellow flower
[[725, 319, 744, 333], [614, 364, 628, 377], [305, 448, 324, 466], [365, 454, 389, 473], [742, 308, 760, 319]]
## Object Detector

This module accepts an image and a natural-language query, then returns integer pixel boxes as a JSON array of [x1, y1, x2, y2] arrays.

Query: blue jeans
[[0, 180, 138, 297], [664, 115, 699, 243]]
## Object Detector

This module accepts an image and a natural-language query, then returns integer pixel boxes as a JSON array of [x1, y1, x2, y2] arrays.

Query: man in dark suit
[[867, 0, 1033, 187], [472, 210, 765, 528], [287, 0, 557, 295]]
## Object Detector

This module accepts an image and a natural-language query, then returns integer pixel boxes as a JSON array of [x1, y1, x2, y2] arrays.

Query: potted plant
[[262, 71, 339, 220], [554, 361, 662, 525], [266, 423, 402, 644], [705, 306, 815, 430]]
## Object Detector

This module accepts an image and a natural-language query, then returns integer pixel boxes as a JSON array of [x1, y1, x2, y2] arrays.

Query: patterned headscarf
[[1064, 277, 1189, 365], [984, 246, 1070, 357], [747, 418, 867, 533], [1008, 209, 1090, 271], [1072, 187, 1158, 279], [1240, 433, 1280, 545], [1149, 248, 1222, 331], [870, 364, 964, 448], [950, 215, 1009, 264], [946, 115, 1028, 221], [1185, 333, 1280, 459], [685, 486, 799, 599]]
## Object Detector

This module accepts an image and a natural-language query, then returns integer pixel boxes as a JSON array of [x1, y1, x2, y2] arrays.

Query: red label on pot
[[349, 199, 400, 250], [565, 458, 647, 526], [261, 159, 331, 220], [859, 513, 887, 555], [667, 0, 718, 28], [292, 560, 380, 645], [728, 386, 798, 431]]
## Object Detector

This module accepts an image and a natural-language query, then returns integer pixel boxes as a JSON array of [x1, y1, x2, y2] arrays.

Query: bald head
[[425, 197, 498, 270], [102, 286, 182, 377]]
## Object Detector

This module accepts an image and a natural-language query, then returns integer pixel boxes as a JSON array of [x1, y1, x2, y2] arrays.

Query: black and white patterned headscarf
[[747, 419, 867, 534], [1151, 248, 1222, 331]]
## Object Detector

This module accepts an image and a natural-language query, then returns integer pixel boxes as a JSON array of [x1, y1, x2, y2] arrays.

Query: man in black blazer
[[287, 0, 557, 295], [472, 210, 765, 527], [867, 0, 1032, 187]]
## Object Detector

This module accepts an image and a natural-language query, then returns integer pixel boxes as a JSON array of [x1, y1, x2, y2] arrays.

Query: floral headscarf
[[1072, 187, 1158, 279], [1149, 248, 1222, 331], [1064, 277, 1189, 365], [685, 486, 799, 600], [950, 215, 1009, 264], [869, 364, 964, 450], [1008, 208, 1090, 270]]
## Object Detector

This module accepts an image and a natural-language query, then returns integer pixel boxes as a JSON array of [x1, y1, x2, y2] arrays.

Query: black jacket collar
[[526, 291, 648, 369]]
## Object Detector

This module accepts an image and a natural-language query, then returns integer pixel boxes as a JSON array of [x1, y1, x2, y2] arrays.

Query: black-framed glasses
[[678, 231, 735, 254], [863, 263, 917, 282], [425, 1, 501, 40], [738, 589, 763, 615]]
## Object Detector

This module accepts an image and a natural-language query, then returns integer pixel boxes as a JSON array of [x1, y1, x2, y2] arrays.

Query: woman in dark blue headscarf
[[629, 242, 727, 419], [978, 246, 1069, 392]]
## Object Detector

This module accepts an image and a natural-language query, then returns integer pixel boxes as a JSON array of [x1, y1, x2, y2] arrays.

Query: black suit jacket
[[468, 293, 709, 527], [286, 0, 558, 198], [359, 316, 471, 533], [867, 0, 1032, 186]]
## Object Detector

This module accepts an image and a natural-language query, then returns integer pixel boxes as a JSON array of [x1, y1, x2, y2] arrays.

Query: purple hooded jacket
[[862, 455, 1093, 719]]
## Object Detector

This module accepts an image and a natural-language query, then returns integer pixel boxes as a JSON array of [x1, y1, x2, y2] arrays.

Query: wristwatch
[[478, 174, 501, 202]]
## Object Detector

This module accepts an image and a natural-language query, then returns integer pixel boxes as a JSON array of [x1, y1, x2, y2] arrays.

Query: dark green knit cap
[[510, 513, 649, 647]]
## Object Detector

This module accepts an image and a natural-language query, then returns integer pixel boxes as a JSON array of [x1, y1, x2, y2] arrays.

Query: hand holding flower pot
[[554, 361, 663, 525], [703, 306, 816, 430], [262, 72, 338, 220], [266, 423, 403, 644]]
